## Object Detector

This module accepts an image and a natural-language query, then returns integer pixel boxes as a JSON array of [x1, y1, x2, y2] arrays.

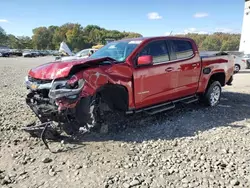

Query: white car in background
[[242, 54, 250, 69], [233, 55, 247, 73], [59, 48, 98, 61]]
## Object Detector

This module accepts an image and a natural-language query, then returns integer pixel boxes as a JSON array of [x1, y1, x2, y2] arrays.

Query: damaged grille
[[28, 76, 52, 84], [39, 89, 50, 98], [28, 76, 51, 98]]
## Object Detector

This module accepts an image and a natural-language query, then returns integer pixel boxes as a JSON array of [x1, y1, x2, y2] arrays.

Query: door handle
[[192, 63, 197, 67], [165, 67, 174, 72]]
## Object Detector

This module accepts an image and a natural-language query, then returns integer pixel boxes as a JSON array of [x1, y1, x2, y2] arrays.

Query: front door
[[133, 39, 179, 109]]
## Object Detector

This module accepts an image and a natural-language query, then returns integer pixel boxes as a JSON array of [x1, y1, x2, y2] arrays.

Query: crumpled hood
[[28, 57, 112, 80]]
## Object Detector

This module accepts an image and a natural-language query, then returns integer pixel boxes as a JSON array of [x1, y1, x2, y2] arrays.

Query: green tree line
[[0, 26, 33, 49], [1, 24, 241, 52], [175, 32, 241, 51], [0, 23, 142, 51]]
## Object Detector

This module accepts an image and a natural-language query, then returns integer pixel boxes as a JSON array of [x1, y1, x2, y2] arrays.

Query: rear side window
[[139, 40, 170, 63], [172, 40, 194, 59]]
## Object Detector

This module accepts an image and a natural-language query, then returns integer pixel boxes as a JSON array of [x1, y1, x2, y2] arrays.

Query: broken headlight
[[66, 75, 85, 89], [48, 75, 85, 100]]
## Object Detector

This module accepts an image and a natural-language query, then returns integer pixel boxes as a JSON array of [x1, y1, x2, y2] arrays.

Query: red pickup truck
[[25, 36, 234, 135]]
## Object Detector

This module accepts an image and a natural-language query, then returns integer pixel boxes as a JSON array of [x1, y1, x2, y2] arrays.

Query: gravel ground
[[1, 57, 250, 188]]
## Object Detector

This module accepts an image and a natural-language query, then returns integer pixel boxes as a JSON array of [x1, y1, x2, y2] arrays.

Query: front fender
[[79, 64, 134, 108]]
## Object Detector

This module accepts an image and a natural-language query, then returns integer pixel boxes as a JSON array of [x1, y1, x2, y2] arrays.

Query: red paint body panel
[[197, 55, 234, 93], [29, 59, 86, 80], [133, 60, 179, 109], [79, 64, 134, 107], [28, 36, 234, 111], [28, 57, 117, 80]]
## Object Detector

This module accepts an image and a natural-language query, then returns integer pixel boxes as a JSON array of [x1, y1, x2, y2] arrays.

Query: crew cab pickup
[[24, 36, 234, 135]]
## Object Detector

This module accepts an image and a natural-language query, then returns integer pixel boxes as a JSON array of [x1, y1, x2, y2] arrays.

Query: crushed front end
[[24, 74, 87, 137]]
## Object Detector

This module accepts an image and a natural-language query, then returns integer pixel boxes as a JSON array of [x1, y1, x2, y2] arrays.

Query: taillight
[[242, 60, 246, 62]]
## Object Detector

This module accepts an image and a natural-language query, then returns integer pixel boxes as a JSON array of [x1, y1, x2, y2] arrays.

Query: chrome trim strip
[[25, 76, 52, 90]]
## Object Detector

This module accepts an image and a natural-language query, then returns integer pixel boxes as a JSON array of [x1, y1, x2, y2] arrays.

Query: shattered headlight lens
[[53, 75, 85, 90], [65, 75, 85, 89], [48, 75, 85, 99]]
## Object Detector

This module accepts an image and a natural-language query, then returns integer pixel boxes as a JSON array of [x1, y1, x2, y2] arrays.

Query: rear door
[[168, 39, 201, 97], [133, 39, 179, 109]]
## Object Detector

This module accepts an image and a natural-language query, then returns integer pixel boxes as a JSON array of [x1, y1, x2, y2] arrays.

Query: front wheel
[[202, 81, 222, 107], [75, 96, 127, 135]]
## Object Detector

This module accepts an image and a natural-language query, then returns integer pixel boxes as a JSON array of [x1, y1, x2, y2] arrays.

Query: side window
[[172, 40, 194, 59], [139, 40, 170, 64]]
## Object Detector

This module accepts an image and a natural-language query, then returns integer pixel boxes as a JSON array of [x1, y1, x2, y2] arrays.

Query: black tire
[[234, 64, 240, 73], [247, 60, 250, 69], [61, 95, 127, 135], [60, 97, 99, 135], [61, 121, 81, 135], [226, 75, 233, 85], [202, 81, 222, 107], [75, 96, 101, 132], [75, 95, 127, 134]]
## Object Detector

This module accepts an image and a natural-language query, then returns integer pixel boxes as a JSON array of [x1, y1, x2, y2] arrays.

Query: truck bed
[[196, 51, 234, 93], [199, 51, 229, 58]]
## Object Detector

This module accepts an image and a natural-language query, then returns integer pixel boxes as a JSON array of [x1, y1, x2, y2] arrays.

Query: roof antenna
[[169, 31, 173, 36]]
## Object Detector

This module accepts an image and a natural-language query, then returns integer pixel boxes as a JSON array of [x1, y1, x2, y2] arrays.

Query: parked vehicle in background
[[247, 59, 250, 69], [11, 49, 23, 56], [48, 50, 60, 56], [242, 54, 250, 69], [39, 51, 48, 56], [24, 36, 234, 137], [0, 49, 10, 57], [0, 46, 11, 57], [92, 44, 104, 49], [233, 55, 247, 73], [59, 42, 73, 56], [23, 50, 38, 57], [56, 48, 98, 61]]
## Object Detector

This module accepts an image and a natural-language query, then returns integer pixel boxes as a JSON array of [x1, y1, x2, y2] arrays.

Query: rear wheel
[[202, 81, 222, 107], [234, 64, 240, 73]]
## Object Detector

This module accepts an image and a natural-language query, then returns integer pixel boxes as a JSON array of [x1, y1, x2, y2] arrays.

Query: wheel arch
[[95, 83, 129, 112], [207, 72, 226, 87]]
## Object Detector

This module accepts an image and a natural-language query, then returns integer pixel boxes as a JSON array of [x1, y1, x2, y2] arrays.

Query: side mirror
[[137, 55, 153, 66]]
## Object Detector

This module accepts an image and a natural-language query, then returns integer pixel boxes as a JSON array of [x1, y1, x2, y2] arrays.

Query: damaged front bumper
[[24, 76, 88, 151], [24, 76, 85, 122]]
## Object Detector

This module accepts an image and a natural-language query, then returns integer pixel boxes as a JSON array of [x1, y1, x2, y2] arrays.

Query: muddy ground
[[0, 57, 250, 188]]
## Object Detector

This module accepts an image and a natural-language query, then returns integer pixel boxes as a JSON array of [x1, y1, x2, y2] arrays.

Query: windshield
[[90, 40, 141, 62], [75, 49, 89, 57]]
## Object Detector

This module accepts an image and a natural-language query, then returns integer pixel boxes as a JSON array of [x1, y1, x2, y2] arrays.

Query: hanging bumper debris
[[21, 121, 61, 151]]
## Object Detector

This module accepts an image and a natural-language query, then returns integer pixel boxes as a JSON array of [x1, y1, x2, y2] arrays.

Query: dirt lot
[[0, 57, 250, 188]]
